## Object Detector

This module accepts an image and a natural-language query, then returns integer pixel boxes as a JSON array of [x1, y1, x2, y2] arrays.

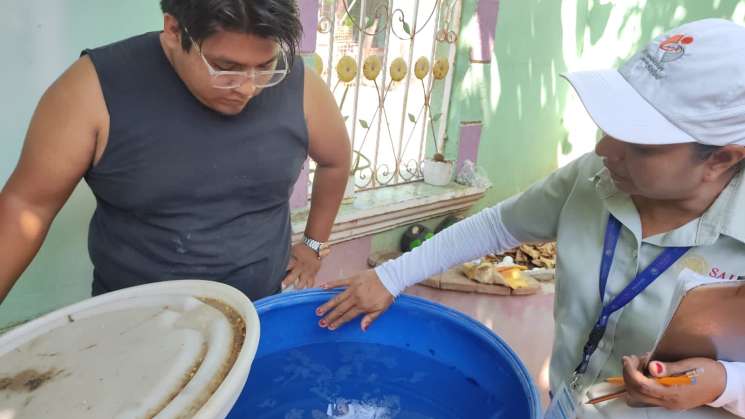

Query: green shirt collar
[[591, 167, 745, 247]]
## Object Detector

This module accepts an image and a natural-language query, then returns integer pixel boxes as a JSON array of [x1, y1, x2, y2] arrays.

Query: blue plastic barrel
[[228, 290, 541, 418]]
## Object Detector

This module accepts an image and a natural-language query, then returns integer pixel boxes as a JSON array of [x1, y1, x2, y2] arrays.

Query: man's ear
[[162, 14, 183, 50], [704, 145, 745, 181]]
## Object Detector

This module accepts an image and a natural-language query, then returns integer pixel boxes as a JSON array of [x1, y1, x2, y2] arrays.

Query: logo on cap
[[658, 34, 694, 62]]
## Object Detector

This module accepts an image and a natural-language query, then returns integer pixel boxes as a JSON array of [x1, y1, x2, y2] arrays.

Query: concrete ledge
[[291, 181, 487, 244]]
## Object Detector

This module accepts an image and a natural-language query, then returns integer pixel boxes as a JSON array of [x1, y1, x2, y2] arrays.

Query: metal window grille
[[309, 0, 461, 192]]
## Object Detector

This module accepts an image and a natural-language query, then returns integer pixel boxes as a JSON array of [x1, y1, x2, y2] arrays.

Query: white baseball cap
[[563, 18, 745, 146]]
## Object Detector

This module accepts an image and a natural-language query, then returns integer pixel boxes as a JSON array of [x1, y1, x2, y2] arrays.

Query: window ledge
[[291, 182, 488, 244]]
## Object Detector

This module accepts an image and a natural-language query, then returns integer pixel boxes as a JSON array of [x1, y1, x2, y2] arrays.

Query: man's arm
[[0, 56, 106, 302], [281, 65, 351, 289], [302, 66, 352, 246]]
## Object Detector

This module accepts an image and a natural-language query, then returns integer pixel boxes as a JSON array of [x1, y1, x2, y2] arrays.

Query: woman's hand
[[315, 269, 394, 331], [623, 354, 727, 410]]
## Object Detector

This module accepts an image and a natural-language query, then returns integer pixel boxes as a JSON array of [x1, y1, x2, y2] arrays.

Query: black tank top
[[82, 32, 308, 301]]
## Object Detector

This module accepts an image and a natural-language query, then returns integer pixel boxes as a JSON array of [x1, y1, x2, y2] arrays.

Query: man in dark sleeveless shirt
[[0, 0, 351, 302]]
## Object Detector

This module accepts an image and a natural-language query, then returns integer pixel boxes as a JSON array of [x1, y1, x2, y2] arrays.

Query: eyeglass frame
[[183, 27, 290, 89]]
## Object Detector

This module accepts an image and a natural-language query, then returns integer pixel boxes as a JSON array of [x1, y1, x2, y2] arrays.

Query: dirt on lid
[[0, 368, 64, 393], [144, 297, 247, 419]]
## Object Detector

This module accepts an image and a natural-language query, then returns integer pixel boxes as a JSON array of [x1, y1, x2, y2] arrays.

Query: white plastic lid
[[0, 280, 259, 419]]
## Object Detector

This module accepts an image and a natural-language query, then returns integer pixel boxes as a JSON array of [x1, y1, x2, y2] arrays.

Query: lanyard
[[573, 215, 690, 376]]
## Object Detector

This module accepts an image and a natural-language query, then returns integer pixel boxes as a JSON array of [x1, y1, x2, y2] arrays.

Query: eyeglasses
[[184, 28, 289, 89]]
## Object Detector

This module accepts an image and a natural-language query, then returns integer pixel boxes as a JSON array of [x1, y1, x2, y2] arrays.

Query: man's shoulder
[[83, 32, 159, 56]]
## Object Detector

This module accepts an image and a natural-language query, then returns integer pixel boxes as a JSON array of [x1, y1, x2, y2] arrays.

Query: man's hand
[[315, 269, 394, 331], [282, 243, 321, 290], [623, 354, 727, 410]]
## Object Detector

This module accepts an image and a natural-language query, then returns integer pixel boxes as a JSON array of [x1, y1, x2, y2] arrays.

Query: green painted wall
[[469, 0, 742, 210], [372, 0, 745, 252], [0, 2, 162, 330]]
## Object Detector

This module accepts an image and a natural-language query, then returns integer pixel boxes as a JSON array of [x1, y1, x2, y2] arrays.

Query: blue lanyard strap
[[598, 216, 623, 300], [574, 215, 690, 375]]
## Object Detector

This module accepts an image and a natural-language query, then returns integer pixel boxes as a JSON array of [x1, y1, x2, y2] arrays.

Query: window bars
[[310, 0, 461, 191]]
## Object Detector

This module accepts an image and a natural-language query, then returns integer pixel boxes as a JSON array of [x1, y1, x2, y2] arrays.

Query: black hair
[[692, 143, 721, 161], [160, 0, 302, 63]]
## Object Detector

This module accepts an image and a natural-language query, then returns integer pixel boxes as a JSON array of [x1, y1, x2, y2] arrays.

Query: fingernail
[[319, 320, 326, 327], [329, 324, 336, 331], [652, 362, 663, 375], [320, 284, 328, 289], [316, 308, 323, 315]]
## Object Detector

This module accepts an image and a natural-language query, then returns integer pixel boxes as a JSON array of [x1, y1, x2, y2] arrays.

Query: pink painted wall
[[471, 0, 499, 62], [298, 0, 319, 53], [457, 123, 483, 173], [290, 159, 310, 209], [314, 236, 372, 285]]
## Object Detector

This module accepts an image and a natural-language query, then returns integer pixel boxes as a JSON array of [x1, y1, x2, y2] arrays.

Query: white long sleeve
[[375, 203, 521, 297], [708, 361, 745, 417]]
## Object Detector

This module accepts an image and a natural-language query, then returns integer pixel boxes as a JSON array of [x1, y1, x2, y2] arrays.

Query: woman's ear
[[704, 145, 745, 181]]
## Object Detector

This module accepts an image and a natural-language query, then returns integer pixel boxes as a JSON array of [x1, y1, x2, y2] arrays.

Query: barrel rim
[[255, 289, 542, 418]]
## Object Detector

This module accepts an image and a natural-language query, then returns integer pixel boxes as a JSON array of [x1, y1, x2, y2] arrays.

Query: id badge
[[543, 380, 582, 419]]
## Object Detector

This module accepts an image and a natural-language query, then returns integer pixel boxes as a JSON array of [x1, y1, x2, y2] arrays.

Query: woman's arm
[[708, 361, 745, 417]]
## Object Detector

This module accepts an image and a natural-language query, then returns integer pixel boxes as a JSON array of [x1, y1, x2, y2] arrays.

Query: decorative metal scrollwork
[[319, 0, 460, 190], [317, 16, 333, 34]]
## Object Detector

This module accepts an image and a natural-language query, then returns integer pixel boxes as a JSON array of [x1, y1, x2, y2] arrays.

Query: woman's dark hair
[[692, 143, 745, 171], [160, 0, 302, 61], [692, 143, 722, 161]]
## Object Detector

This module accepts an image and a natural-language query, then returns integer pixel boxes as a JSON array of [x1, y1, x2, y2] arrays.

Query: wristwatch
[[302, 234, 331, 259]]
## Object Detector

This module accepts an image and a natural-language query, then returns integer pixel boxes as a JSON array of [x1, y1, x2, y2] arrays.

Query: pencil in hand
[[604, 367, 703, 386], [587, 367, 703, 405]]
